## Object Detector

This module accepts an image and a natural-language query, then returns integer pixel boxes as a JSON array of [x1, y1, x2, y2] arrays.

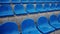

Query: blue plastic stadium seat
[[21, 0, 28, 3], [21, 19, 42, 34], [0, 24, 2, 34], [46, 0, 56, 2], [44, 3, 51, 12], [36, 0, 40, 2], [58, 14, 60, 22], [36, 3, 50, 13], [1, 22, 20, 34], [50, 15, 60, 30], [36, 0, 46, 2], [11, 0, 20, 3], [37, 17, 55, 34], [36, 3, 50, 12], [50, 3, 56, 11], [56, 0, 60, 2], [14, 4, 27, 15], [0, 5, 14, 17], [0, 0, 10, 3], [36, 4, 43, 12], [26, 4, 38, 14], [36, 0, 53, 2], [56, 3, 60, 10], [29, 0, 35, 2]]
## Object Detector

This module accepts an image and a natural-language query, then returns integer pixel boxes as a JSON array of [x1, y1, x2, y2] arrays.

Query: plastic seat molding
[[36, 0, 47, 2], [21, 0, 28, 3], [35, 0, 56, 3], [36, 3, 50, 13], [0, 24, 2, 34], [21, 19, 42, 34], [58, 14, 60, 22], [56, 3, 60, 11], [14, 4, 27, 15], [49, 15, 60, 30], [29, 0, 35, 2], [36, 4, 44, 13], [0, 5, 14, 17], [11, 0, 20, 3], [45, 0, 56, 2], [50, 3, 56, 11], [55, 0, 60, 2], [37, 17, 55, 34], [26, 4, 39, 14], [43, 3, 51, 12], [0, 0, 10, 3], [1, 22, 20, 34]]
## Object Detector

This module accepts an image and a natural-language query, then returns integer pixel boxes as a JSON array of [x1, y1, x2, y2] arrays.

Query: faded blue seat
[[36, 3, 51, 12], [0, 5, 14, 17], [26, 4, 38, 14], [21, 19, 42, 34], [21, 0, 28, 3], [56, 0, 60, 2], [0, 24, 2, 34], [58, 14, 60, 22], [37, 17, 55, 34], [14, 4, 27, 15], [50, 15, 60, 30], [45, 0, 56, 2], [56, 3, 60, 10], [1, 22, 20, 34], [36, 0, 40, 2], [50, 3, 56, 11], [0, 0, 10, 3], [36, 4, 43, 12], [29, 0, 35, 2], [36, 3, 50, 13], [44, 3, 51, 12], [36, 0, 55, 2], [36, 0, 47, 2], [11, 0, 20, 3]]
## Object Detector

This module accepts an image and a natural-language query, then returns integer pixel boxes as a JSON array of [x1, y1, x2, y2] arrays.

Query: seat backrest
[[14, 4, 24, 11], [46, 0, 56, 2], [0, 5, 12, 12], [0, 24, 1, 29], [21, 0, 28, 2], [26, 4, 34, 10], [44, 3, 50, 8], [56, 3, 60, 7], [21, 19, 35, 31], [1, 22, 18, 32], [36, 0, 40, 2], [36, 4, 43, 9], [50, 15, 58, 23], [11, 0, 20, 3], [37, 17, 48, 26], [0, 0, 10, 3], [29, 0, 35, 2], [50, 3, 56, 8], [58, 14, 60, 22]]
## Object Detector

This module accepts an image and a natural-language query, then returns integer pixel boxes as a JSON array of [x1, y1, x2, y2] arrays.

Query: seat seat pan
[[11, 0, 20, 3], [38, 24, 55, 33], [0, 5, 14, 17], [27, 9, 38, 13], [22, 27, 41, 34], [3, 31, 20, 34], [50, 22, 60, 29]]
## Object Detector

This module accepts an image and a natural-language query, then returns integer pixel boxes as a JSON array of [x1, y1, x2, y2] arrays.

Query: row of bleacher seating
[[0, 3, 60, 17], [0, 0, 60, 3], [0, 14, 60, 34]]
